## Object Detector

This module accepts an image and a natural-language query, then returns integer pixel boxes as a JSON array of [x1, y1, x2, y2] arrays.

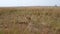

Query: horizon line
[[0, 6, 59, 7]]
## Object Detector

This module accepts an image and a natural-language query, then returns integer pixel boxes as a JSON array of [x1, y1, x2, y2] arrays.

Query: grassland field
[[0, 6, 60, 34]]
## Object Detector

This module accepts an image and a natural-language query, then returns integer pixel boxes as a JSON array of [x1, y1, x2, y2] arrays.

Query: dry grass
[[0, 7, 60, 34]]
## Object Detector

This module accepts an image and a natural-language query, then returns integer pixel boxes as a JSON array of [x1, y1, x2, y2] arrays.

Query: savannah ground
[[0, 6, 60, 34]]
